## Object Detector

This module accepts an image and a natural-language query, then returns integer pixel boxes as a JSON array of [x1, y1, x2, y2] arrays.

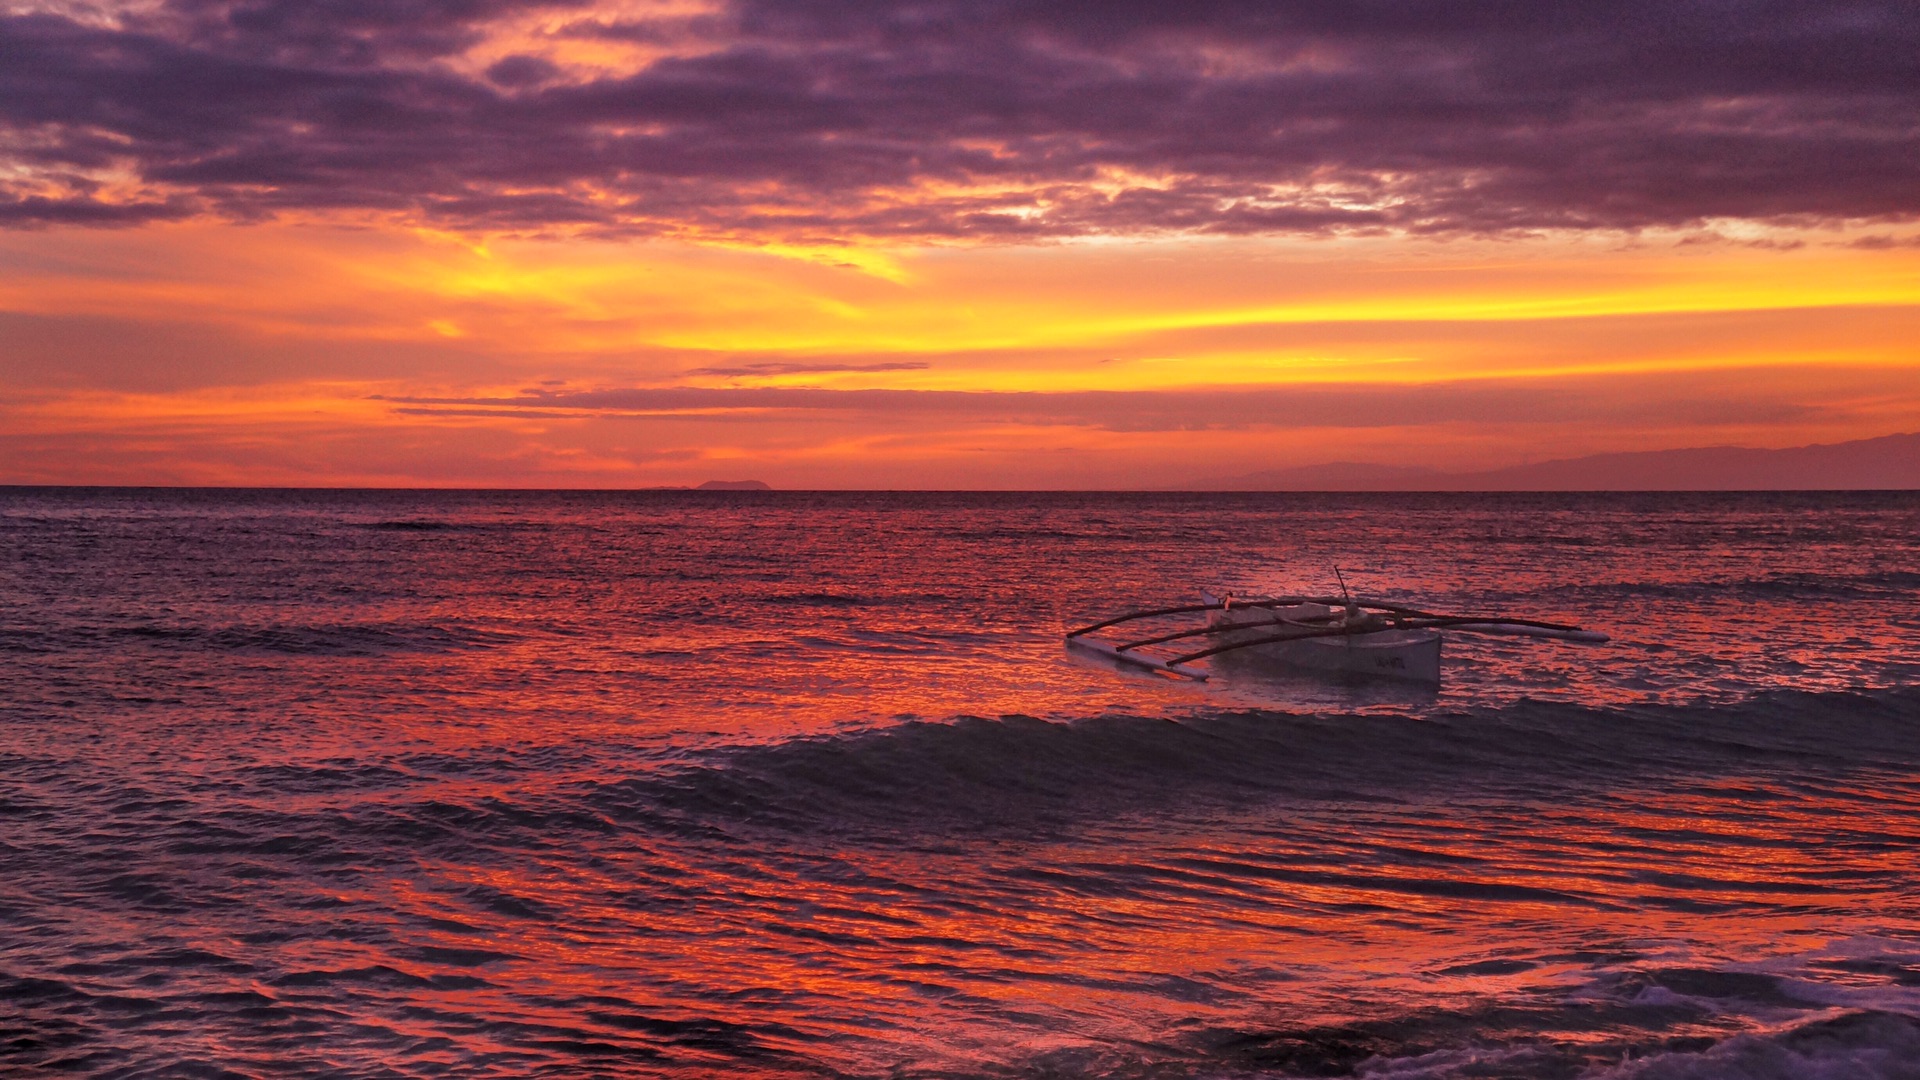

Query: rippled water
[[3, 489, 1918, 1077]]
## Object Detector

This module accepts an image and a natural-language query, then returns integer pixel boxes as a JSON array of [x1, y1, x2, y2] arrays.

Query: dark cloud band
[[3, 1, 1916, 239], [372, 377, 1837, 433]]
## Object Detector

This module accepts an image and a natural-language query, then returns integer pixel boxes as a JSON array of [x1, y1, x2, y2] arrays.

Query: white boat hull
[[1201, 594, 1443, 683]]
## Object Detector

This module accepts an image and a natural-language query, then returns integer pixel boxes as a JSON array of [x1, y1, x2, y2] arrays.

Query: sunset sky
[[3, 0, 1917, 488]]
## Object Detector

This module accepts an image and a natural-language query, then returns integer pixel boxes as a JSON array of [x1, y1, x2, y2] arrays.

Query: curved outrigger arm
[[1096, 615, 1605, 656], [1064, 602, 1230, 639], [1422, 619, 1609, 644], [1070, 621, 1399, 681], [1065, 595, 1452, 640], [1163, 622, 1438, 667], [1065, 636, 1213, 680]]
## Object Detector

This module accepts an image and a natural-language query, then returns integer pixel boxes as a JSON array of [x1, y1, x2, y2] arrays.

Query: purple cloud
[[3, 1, 1916, 238]]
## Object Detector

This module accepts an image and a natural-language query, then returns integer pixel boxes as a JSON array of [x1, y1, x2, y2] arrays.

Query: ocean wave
[[0, 621, 518, 657], [1268, 1010, 1920, 1080], [575, 687, 1920, 838], [357, 520, 461, 531], [1182, 951, 1920, 1080], [1522, 569, 1920, 604], [1597, 1011, 1920, 1080]]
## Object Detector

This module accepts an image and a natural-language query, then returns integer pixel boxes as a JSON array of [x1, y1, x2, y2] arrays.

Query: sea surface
[[3, 488, 1918, 1079]]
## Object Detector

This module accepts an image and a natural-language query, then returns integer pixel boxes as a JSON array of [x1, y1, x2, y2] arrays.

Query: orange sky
[[3, 221, 1917, 487], [4, 2, 1918, 487]]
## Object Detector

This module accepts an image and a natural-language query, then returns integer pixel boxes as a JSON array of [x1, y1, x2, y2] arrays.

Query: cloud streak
[[4, 1, 1916, 240], [376, 376, 1839, 434], [684, 360, 930, 378]]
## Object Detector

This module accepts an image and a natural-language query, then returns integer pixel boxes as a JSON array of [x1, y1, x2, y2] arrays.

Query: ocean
[[2, 488, 1917, 1078]]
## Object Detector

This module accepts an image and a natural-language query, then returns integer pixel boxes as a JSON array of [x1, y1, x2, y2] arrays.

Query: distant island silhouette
[[632, 480, 772, 491]]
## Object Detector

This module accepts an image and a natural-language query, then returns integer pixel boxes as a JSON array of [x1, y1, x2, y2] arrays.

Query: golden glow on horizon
[[2, 218, 1918, 486], [17, 221, 1914, 371]]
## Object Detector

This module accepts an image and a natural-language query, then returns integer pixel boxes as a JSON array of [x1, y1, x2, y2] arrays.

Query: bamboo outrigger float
[[1066, 588, 1607, 683]]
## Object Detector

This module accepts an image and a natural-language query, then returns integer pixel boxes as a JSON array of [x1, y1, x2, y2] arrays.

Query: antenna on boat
[[1334, 565, 1362, 621]]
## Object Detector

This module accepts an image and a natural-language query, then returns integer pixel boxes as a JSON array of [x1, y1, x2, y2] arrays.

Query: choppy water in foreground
[[2, 489, 1918, 1078]]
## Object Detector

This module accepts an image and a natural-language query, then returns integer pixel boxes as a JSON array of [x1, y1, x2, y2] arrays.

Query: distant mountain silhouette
[[696, 479, 772, 490], [1199, 433, 1920, 490]]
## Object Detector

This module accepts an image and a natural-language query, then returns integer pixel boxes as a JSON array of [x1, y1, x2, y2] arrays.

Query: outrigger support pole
[[1064, 602, 1224, 639], [1423, 618, 1609, 643], [1065, 637, 1212, 680], [1113, 617, 1330, 652], [1059, 591, 1436, 634], [1159, 617, 1608, 667], [1065, 595, 1460, 640], [1164, 623, 1392, 666]]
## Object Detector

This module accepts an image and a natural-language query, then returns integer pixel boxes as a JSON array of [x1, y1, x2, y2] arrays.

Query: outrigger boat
[[1066, 586, 1607, 684]]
